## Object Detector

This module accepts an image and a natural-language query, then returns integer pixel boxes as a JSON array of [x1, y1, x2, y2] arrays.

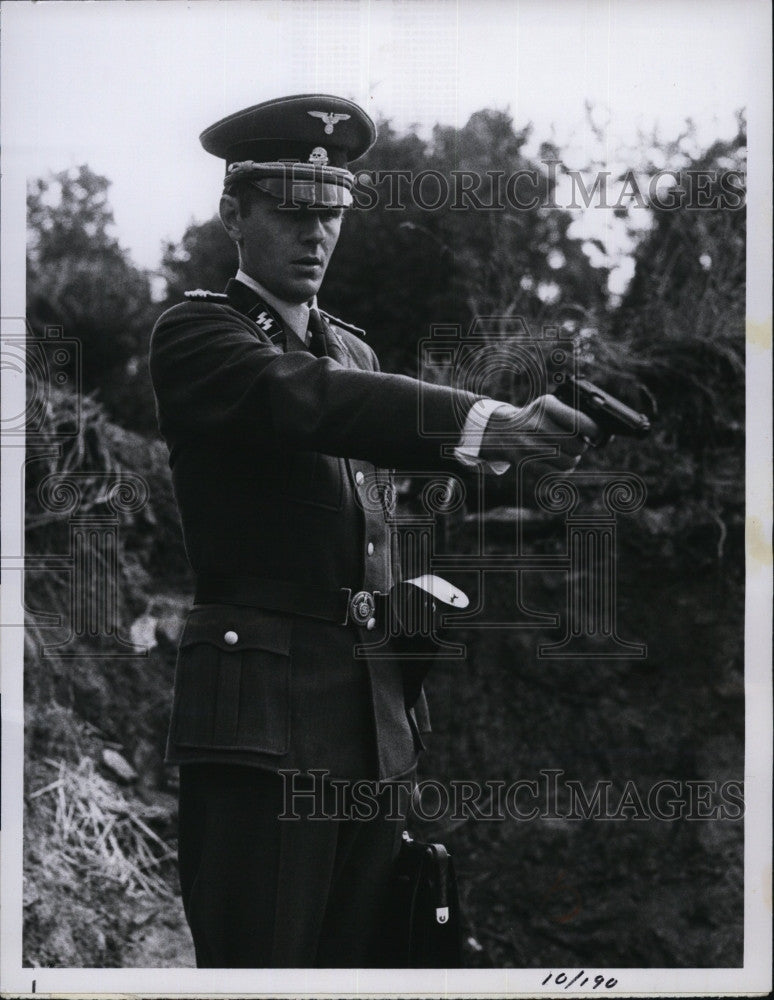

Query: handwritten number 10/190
[[541, 971, 618, 989]]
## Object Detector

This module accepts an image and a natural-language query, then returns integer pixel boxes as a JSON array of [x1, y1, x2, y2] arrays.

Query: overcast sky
[[1, 0, 766, 291]]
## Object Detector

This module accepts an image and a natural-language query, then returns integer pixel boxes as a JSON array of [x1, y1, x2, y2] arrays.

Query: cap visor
[[253, 176, 352, 208]]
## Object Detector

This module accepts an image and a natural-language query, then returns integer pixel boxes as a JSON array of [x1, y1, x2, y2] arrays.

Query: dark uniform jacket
[[150, 279, 479, 781]]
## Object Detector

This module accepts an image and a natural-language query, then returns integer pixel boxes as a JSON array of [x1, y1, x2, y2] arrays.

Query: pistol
[[554, 376, 651, 442]]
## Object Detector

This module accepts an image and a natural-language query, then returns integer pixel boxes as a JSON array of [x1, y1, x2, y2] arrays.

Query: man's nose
[[300, 213, 327, 243]]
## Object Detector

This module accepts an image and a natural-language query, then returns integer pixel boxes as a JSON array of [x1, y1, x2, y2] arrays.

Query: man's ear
[[219, 193, 242, 243]]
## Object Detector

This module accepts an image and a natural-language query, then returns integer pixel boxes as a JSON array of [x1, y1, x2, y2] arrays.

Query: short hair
[[226, 178, 260, 218]]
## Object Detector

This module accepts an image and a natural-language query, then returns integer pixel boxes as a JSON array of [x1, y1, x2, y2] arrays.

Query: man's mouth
[[292, 256, 324, 268]]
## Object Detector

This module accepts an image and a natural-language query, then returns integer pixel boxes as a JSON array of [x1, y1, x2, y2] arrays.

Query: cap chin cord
[[224, 161, 354, 188], [224, 161, 355, 208]]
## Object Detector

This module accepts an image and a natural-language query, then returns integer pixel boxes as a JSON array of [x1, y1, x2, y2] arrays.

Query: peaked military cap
[[201, 94, 376, 207]]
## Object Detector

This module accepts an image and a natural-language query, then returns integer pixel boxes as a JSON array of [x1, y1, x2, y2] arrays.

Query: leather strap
[[194, 574, 384, 626], [428, 844, 450, 913]]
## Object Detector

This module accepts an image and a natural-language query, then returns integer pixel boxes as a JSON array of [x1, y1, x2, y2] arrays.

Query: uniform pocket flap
[[180, 605, 292, 653]]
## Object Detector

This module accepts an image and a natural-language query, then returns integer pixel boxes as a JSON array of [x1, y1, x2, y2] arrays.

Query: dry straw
[[29, 756, 177, 899]]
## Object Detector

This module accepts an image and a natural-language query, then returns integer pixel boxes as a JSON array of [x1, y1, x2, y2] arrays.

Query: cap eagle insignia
[[308, 110, 351, 135]]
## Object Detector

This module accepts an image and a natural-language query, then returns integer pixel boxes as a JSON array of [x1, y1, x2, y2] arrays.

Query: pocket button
[[223, 630, 239, 645]]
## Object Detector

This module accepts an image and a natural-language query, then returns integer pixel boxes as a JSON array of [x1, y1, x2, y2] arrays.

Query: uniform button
[[355, 471, 365, 486], [223, 630, 239, 645], [367, 541, 375, 556], [366, 617, 376, 631]]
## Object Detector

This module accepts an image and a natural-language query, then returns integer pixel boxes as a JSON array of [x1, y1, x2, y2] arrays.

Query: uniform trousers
[[177, 762, 412, 967]]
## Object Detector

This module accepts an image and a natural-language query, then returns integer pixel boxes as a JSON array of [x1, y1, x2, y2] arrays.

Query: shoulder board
[[184, 288, 230, 302], [319, 310, 366, 338]]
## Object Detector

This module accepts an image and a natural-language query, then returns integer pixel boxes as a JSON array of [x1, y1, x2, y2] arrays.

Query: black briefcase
[[383, 830, 463, 967]]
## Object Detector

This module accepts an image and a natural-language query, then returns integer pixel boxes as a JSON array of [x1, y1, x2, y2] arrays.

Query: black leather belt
[[194, 575, 386, 629]]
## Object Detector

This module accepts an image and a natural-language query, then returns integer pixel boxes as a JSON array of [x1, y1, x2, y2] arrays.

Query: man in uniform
[[150, 93, 599, 968]]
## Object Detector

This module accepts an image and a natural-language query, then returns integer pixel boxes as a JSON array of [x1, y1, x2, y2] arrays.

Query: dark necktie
[[307, 307, 328, 358]]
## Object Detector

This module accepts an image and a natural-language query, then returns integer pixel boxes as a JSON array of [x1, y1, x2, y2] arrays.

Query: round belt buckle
[[350, 590, 376, 626]]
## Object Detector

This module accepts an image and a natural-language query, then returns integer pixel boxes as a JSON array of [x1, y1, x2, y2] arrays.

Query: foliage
[[159, 216, 237, 306], [616, 126, 746, 451], [579, 122, 746, 519], [27, 165, 159, 432]]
